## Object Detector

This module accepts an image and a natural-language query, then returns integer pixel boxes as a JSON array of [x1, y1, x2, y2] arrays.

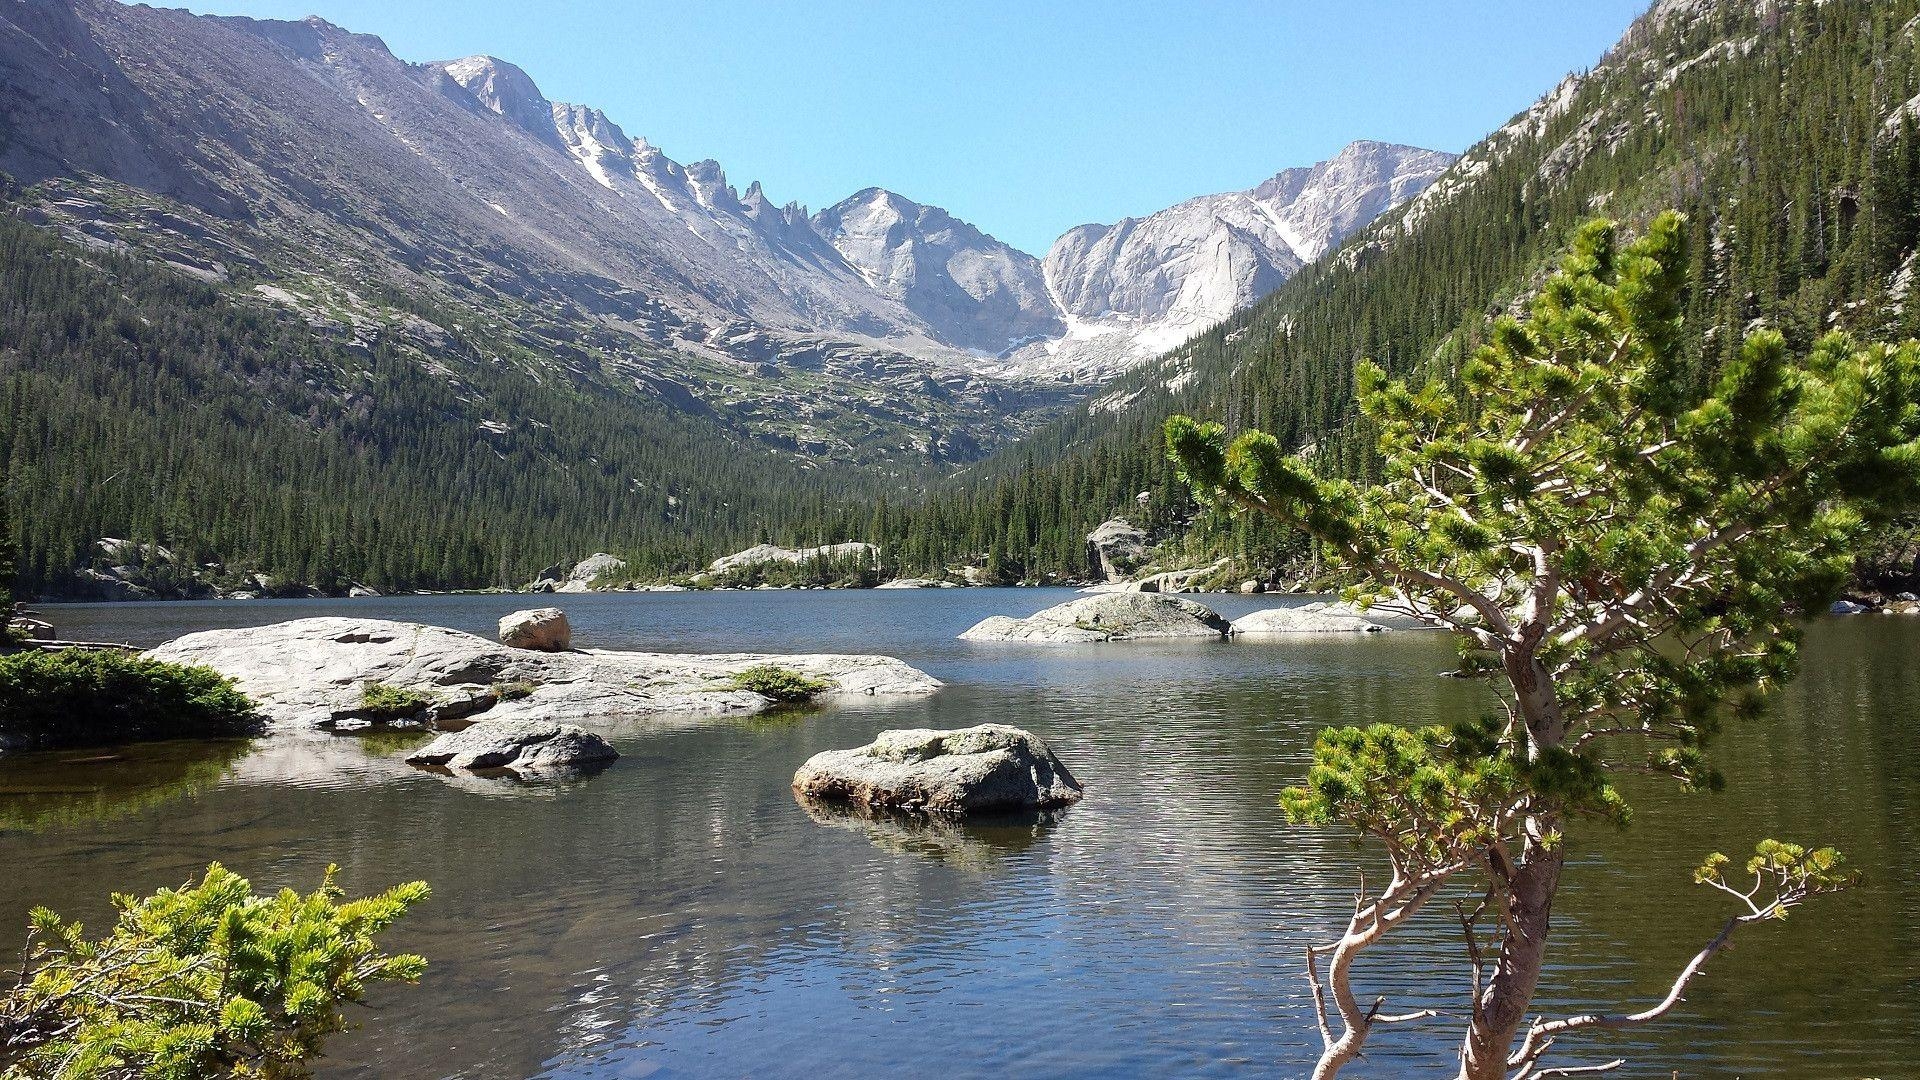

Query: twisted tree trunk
[[1457, 841, 1564, 1080], [1453, 650, 1568, 1080]]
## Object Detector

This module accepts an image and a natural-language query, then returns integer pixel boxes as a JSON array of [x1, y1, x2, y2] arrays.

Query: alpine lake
[[3, 590, 1915, 1078]]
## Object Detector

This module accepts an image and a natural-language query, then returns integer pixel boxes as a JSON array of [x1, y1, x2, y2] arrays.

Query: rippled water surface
[[7, 591, 1918, 1078]]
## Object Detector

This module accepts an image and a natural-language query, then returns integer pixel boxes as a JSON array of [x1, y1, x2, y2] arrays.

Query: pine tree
[[1167, 214, 1914, 1079]]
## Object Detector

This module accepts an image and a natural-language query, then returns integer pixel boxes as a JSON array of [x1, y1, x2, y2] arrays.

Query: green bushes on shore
[[0, 864, 428, 1079], [0, 651, 261, 752], [727, 665, 833, 703]]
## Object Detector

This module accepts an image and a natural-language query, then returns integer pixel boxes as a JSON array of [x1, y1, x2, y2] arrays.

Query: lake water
[[5, 590, 1916, 1078]]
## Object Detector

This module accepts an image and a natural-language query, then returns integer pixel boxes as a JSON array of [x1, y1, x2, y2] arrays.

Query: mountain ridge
[[1016, 140, 1456, 380], [0, 0, 1461, 597], [0, 0, 1449, 394]]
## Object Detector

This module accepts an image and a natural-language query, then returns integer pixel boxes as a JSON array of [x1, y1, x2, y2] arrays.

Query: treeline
[[0, 215, 897, 597]]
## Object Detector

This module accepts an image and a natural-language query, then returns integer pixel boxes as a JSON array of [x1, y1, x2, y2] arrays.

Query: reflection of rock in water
[[794, 792, 1062, 870], [408, 759, 616, 792], [0, 739, 251, 833], [221, 730, 610, 799]]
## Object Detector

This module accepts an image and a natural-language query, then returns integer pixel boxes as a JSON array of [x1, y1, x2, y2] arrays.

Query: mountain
[[812, 188, 1062, 356], [850, 0, 1920, 587], [1019, 141, 1455, 380], [0, 0, 1455, 597], [0, 0, 1069, 468], [0, 0, 1447, 473]]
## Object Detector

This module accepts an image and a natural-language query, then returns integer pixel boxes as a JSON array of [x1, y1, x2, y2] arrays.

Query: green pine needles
[[726, 665, 833, 703], [1168, 212, 1917, 1079], [0, 864, 428, 1080]]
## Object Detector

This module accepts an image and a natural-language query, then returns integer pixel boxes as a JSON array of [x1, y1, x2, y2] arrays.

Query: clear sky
[[161, 1, 1651, 255]]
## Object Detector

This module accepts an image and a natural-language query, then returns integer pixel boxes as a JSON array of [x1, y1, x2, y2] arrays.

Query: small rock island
[[959, 593, 1230, 643], [794, 724, 1084, 814]]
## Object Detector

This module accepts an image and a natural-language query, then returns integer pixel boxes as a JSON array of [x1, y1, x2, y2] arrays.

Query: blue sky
[[165, 1, 1651, 255]]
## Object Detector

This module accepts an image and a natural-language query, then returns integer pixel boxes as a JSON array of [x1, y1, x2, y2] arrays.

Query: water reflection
[[0, 739, 251, 833], [2, 596, 1914, 1078], [794, 794, 1061, 870]]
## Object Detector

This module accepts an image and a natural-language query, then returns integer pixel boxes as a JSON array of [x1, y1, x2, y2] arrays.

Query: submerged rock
[[793, 724, 1083, 814], [1230, 601, 1436, 635], [959, 592, 1229, 643], [147, 618, 942, 729], [406, 720, 617, 773], [500, 607, 571, 651]]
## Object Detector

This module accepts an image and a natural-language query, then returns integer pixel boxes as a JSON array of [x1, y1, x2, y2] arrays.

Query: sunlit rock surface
[[148, 617, 941, 728], [793, 724, 1083, 814]]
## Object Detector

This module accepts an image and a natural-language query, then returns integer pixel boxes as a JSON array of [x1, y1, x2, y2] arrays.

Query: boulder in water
[[146, 617, 941, 729], [793, 724, 1082, 814], [959, 592, 1228, 643]]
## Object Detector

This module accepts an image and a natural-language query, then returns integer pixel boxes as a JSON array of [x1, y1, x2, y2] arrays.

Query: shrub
[[358, 682, 433, 720], [0, 863, 428, 1079], [727, 665, 832, 703], [492, 680, 536, 702], [0, 651, 260, 752]]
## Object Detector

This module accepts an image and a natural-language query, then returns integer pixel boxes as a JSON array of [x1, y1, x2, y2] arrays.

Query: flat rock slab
[[1230, 601, 1437, 635], [147, 617, 942, 729], [959, 592, 1228, 643], [406, 720, 616, 773], [793, 724, 1084, 814]]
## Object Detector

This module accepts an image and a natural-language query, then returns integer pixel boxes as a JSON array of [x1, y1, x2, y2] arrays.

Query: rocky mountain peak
[[436, 55, 559, 146], [1018, 140, 1455, 380], [813, 187, 1062, 356], [0, 0, 1454, 421], [1246, 140, 1457, 261]]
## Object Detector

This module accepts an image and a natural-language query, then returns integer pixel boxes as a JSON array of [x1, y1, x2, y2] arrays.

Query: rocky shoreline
[[146, 616, 942, 731]]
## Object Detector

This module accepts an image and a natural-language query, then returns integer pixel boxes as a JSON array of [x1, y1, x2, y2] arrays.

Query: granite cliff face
[[813, 188, 1063, 356], [1024, 141, 1457, 379]]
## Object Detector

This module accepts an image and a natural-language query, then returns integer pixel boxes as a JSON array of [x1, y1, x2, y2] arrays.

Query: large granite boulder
[[569, 552, 626, 585], [793, 725, 1083, 814], [500, 607, 571, 651], [1230, 601, 1436, 635], [1086, 518, 1149, 582], [406, 720, 616, 773], [960, 592, 1229, 643], [147, 618, 942, 729], [709, 542, 878, 575]]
